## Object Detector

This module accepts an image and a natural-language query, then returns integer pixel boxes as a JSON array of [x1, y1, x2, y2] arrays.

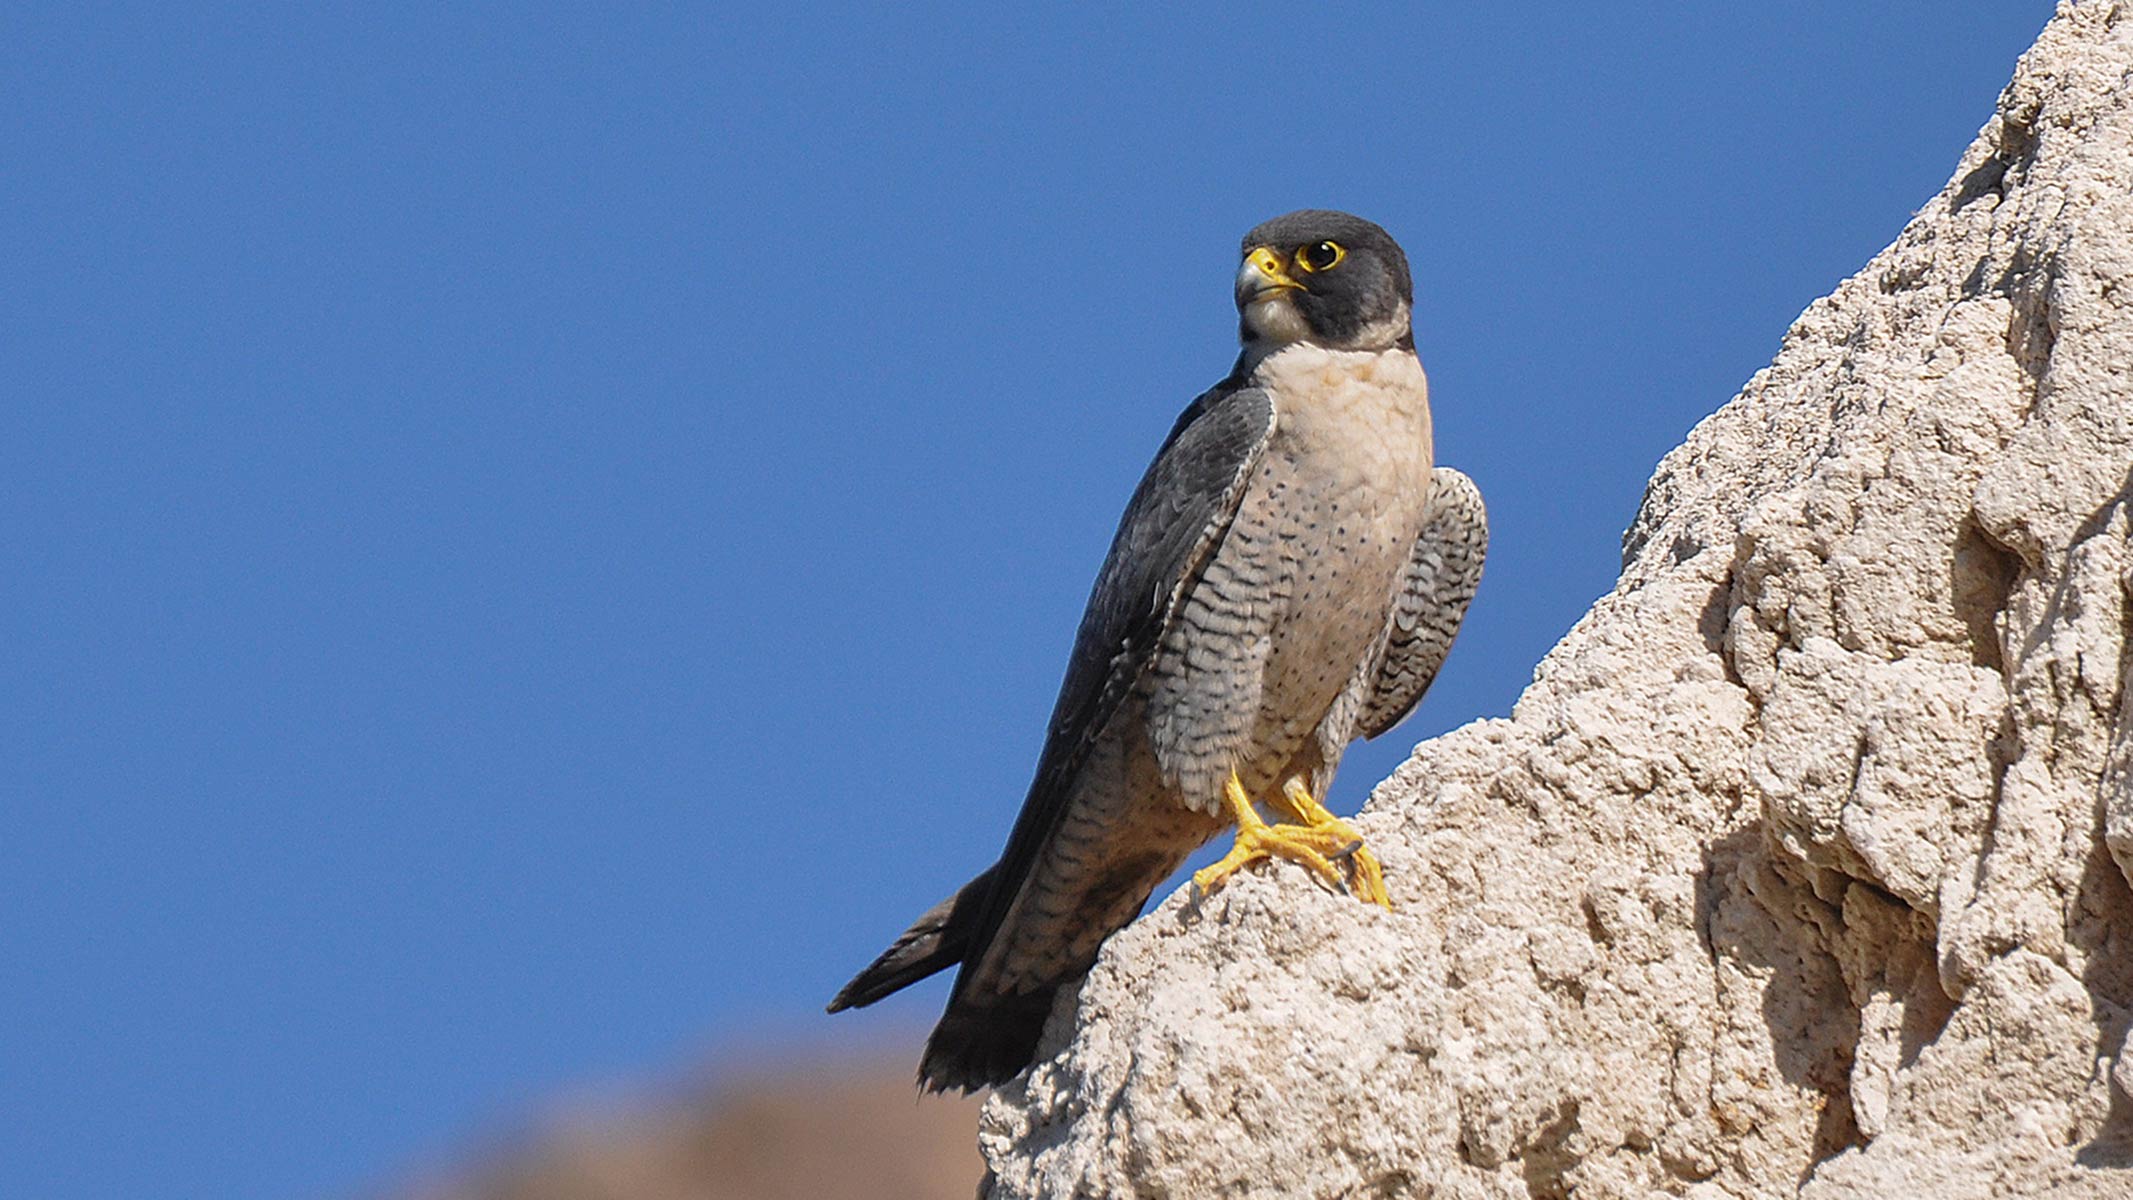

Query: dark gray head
[[1234, 209, 1413, 352]]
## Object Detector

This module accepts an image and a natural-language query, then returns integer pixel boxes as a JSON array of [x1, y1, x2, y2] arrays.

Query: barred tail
[[917, 986, 1058, 1094], [826, 864, 996, 1013]]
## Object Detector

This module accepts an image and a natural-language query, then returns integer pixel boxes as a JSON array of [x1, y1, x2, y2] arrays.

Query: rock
[[978, 4, 2133, 1196], [394, 1058, 985, 1200]]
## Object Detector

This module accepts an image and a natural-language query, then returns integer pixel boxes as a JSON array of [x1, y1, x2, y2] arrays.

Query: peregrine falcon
[[828, 210, 1486, 1092]]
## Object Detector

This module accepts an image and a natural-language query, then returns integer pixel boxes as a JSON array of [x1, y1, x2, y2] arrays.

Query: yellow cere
[[1247, 245, 1302, 289]]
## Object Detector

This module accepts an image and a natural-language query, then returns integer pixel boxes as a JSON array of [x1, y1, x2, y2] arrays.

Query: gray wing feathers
[[911, 386, 1274, 1090], [1359, 466, 1487, 739], [959, 386, 1276, 972], [1068, 386, 1279, 734]]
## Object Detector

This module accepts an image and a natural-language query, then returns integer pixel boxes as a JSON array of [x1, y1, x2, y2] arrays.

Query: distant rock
[[395, 1058, 981, 1200]]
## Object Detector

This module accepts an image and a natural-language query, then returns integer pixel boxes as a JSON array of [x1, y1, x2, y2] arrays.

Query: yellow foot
[[1272, 778, 1390, 909], [1191, 773, 1391, 909]]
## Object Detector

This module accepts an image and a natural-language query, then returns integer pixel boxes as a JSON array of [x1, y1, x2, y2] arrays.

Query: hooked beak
[[1235, 245, 1303, 307]]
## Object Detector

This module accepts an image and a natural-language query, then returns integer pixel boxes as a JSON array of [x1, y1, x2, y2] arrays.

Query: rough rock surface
[[979, 5, 2133, 1197]]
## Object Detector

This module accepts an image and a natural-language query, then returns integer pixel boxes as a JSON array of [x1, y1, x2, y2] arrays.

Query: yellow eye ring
[[1294, 240, 1345, 273]]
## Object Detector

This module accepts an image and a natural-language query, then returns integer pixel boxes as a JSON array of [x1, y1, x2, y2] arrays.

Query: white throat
[[1237, 295, 1411, 371]]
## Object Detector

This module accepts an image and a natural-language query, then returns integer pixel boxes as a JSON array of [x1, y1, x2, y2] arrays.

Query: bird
[[827, 210, 1486, 1092]]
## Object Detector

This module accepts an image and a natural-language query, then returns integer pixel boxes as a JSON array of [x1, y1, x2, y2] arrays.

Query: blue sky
[[4, 4, 2053, 1197]]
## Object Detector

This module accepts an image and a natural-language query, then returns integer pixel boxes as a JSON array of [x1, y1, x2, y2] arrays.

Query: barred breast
[[1143, 344, 1435, 814]]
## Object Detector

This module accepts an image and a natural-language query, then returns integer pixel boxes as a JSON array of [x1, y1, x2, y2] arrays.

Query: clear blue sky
[[5, 4, 2052, 1197]]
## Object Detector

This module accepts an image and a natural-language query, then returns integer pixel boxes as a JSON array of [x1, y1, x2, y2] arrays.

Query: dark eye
[[1296, 240, 1346, 273]]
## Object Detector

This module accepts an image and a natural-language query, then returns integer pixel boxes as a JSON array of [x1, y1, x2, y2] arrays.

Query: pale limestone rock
[[979, 4, 2133, 1196]]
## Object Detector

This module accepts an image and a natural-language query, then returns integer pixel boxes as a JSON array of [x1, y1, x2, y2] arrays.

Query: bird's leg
[[1270, 777, 1390, 908], [1191, 771, 1390, 908]]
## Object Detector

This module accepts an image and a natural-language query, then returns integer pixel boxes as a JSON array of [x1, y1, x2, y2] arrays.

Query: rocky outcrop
[[979, 5, 2133, 1196]]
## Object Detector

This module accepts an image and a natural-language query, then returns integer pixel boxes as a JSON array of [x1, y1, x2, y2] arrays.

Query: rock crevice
[[980, 4, 2133, 1196]]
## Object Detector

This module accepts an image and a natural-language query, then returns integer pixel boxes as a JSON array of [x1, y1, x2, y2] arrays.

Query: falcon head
[[1235, 210, 1413, 353]]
